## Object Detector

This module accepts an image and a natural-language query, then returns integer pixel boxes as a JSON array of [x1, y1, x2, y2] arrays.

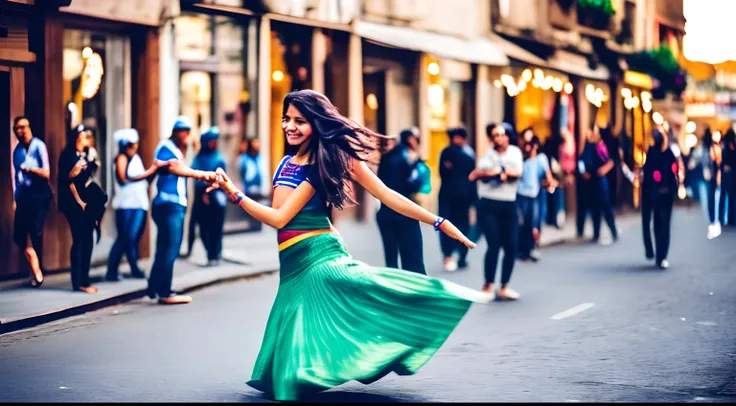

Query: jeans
[[707, 179, 719, 224], [107, 209, 146, 277], [718, 168, 734, 225], [438, 197, 472, 264], [696, 179, 711, 224], [516, 195, 538, 258], [63, 208, 94, 290], [148, 203, 186, 298], [641, 191, 674, 263], [536, 189, 546, 231], [477, 199, 519, 286], [591, 177, 618, 241], [376, 210, 426, 275]]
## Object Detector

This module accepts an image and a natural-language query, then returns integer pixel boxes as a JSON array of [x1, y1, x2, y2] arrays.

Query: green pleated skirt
[[246, 232, 490, 401]]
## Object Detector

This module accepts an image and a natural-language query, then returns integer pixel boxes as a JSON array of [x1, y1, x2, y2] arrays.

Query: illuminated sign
[[624, 70, 654, 90]]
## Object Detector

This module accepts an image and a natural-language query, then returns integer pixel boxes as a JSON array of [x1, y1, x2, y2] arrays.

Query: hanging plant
[[577, 0, 616, 15], [626, 45, 687, 99], [577, 0, 615, 30]]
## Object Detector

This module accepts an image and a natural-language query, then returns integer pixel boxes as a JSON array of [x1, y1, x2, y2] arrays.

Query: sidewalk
[[0, 211, 640, 335]]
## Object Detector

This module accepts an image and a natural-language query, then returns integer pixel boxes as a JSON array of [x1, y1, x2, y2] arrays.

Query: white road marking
[[551, 303, 595, 320]]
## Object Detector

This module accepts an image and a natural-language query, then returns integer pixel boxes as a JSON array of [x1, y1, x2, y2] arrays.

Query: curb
[[0, 268, 278, 336]]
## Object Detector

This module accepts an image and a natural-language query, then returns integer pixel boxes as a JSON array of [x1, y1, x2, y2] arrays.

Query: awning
[[547, 50, 610, 81], [489, 33, 548, 67], [354, 20, 509, 67], [60, 0, 173, 27]]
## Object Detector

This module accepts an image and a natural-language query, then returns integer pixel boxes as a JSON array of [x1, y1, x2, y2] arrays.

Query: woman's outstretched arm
[[351, 158, 475, 248], [209, 168, 314, 229]]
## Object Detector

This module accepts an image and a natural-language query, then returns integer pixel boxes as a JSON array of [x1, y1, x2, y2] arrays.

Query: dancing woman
[[206, 90, 490, 401]]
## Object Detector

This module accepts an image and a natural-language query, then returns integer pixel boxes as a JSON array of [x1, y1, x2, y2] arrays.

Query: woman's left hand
[[439, 220, 476, 249]]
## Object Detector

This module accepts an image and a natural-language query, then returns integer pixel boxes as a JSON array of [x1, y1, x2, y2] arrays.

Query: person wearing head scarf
[[186, 126, 228, 266], [106, 129, 162, 281]]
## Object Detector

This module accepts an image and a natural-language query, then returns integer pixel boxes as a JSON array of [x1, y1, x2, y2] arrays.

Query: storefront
[[174, 7, 263, 232], [0, 0, 166, 275]]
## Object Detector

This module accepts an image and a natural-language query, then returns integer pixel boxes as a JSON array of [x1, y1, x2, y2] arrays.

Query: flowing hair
[[282, 90, 391, 210]]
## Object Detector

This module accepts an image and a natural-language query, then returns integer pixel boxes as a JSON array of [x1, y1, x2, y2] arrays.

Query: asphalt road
[[1, 207, 734, 402]]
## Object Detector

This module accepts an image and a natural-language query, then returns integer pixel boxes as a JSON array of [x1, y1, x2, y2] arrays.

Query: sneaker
[[497, 287, 520, 301], [529, 249, 541, 262], [481, 283, 496, 302], [599, 237, 613, 246], [444, 259, 458, 273], [158, 294, 192, 305], [658, 259, 670, 269], [708, 223, 722, 240], [457, 259, 469, 270]]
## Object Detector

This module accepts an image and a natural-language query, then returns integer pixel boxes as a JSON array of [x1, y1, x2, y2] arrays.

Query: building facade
[[1, 0, 169, 277]]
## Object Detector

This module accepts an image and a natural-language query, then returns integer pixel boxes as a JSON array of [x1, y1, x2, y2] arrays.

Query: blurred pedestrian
[[58, 124, 101, 293], [187, 126, 228, 266], [438, 126, 476, 272], [718, 128, 735, 227], [147, 116, 218, 304], [240, 138, 263, 198], [640, 128, 681, 269], [581, 125, 618, 244], [12, 116, 52, 287], [106, 129, 161, 281], [375, 127, 428, 274], [517, 134, 557, 262], [469, 123, 523, 300]]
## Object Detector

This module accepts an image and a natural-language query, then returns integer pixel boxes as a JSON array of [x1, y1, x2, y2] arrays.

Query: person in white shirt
[[469, 123, 524, 301], [106, 129, 163, 281]]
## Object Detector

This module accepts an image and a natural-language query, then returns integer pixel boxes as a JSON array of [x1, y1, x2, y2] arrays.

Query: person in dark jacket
[[375, 127, 427, 275], [58, 124, 101, 293], [187, 126, 228, 266], [438, 126, 476, 272], [580, 125, 618, 244], [640, 128, 681, 269]]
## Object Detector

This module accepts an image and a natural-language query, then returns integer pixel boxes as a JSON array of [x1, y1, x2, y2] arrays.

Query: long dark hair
[[282, 90, 390, 210]]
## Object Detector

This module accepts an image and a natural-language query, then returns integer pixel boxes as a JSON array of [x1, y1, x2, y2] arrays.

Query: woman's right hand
[[439, 220, 476, 249]]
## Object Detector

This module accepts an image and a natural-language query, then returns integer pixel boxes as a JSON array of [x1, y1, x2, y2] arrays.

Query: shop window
[[63, 29, 131, 202], [176, 14, 261, 228]]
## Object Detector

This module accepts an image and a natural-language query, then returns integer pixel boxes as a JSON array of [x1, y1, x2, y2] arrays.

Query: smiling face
[[282, 104, 313, 147]]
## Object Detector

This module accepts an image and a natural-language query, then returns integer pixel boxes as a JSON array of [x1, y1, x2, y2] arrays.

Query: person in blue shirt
[[12, 116, 53, 287], [186, 126, 228, 266], [147, 116, 219, 305], [240, 138, 263, 198], [516, 134, 557, 262]]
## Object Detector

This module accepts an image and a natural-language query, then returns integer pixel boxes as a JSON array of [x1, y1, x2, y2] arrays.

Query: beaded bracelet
[[434, 217, 446, 231], [233, 191, 245, 204]]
